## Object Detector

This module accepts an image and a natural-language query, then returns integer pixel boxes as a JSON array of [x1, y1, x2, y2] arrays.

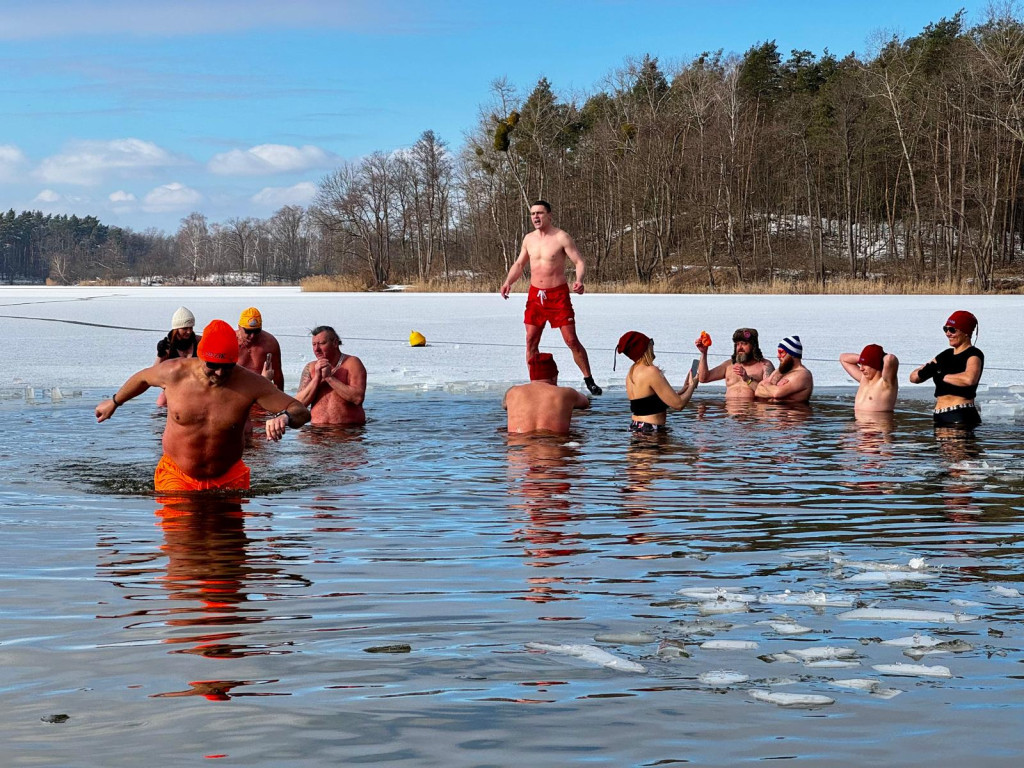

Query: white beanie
[[171, 306, 195, 329]]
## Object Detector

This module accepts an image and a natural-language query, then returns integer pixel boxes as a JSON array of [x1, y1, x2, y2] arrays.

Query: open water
[[2, 290, 1024, 766]]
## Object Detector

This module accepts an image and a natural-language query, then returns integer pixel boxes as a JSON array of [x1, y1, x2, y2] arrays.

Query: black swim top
[[919, 347, 984, 399], [630, 392, 669, 416]]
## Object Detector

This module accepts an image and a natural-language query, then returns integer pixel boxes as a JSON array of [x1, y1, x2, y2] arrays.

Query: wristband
[[271, 410, 290, 425], [111, 393, 121, 407]]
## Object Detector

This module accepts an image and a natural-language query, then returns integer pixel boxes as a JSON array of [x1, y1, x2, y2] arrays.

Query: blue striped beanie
[[778, 336, 802, 358]]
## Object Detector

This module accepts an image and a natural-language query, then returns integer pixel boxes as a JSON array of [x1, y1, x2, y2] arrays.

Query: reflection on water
[[506, 436, 587, 604], [4, 390, 1024, 767], [98, 496, 313, 701]]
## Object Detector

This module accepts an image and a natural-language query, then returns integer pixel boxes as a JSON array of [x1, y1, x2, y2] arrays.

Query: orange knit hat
[[197, 320, 239, 363]]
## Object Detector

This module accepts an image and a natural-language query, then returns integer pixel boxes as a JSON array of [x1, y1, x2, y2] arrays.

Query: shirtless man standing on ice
[[500, 200, 602, 396], [840, 344, 899, 412], [95, 319, 309, 492], [696, 327, 774, 399], [296, 325, 367, 426]]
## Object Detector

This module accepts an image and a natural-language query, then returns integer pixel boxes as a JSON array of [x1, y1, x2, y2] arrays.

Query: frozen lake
[[1, 287, 1023, 400]]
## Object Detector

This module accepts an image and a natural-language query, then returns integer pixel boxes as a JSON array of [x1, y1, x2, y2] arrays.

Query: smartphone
[[690, 359, 700, 378]]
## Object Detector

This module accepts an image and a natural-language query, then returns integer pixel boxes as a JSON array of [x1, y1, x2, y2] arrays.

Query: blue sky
[[0, 0, 993, 233]]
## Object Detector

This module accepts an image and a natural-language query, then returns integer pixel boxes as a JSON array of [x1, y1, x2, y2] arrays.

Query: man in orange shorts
[[500, 200, 602, 396], [96, 319, 310, 493]]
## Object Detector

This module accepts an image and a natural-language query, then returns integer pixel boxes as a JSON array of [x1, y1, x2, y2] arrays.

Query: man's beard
[[779, 356, 795, 375], [172, 333, 195, 351], [735, 350, 751, 364]]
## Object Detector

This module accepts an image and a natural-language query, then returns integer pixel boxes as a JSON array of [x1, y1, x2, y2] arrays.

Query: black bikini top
[[630, 392, 669, 416]]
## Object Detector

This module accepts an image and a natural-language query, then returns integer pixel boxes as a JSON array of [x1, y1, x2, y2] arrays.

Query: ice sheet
[[2, 288, 1022, 403]]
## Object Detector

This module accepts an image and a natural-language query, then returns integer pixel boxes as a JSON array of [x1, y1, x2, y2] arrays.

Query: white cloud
[[0, 145, 29, 182], [208, 144, 335, 176], [251, 181, 318, 208], [36, 138, 183, 186], [33, 189, 62, 203], [142, 182, 202, 213], [109, 190, 137, 203]]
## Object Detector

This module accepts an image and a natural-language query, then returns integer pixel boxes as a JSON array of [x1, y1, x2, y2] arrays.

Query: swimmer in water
[[840, 344, 899, 412], [236, 307, 284, 390], [95, 319, 309, 492], [503, 353, 591, 435], [755, 335, 813, 403], [696, 327, 774, 399], [618, 331, 698, 434], [909, 310, 984, 428], [296, 325, 367, 426], [155, 306, 200, 408]]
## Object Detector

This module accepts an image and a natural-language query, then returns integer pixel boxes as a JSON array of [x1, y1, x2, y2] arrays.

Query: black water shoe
[[584, 377, 603, 396]]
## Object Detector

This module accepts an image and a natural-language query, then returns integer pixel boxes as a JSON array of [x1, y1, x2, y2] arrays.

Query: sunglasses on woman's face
[[205, 362, 236, 372], [943, 326, 960, 335]]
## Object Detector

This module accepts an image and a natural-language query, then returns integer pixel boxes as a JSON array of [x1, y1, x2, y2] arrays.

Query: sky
[[0, 0, 997, 234]]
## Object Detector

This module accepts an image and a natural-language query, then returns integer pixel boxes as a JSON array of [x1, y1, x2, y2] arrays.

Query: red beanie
[[197, 320, 239, 364], [945, 310, 977, 334], [528, 353, 558, 381], [616, 331, 652, 362], [858, 344, 884, 370]]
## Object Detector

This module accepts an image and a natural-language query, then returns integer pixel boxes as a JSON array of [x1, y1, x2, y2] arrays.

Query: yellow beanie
[[239, 307, 262, 330], [409, 330, 426, 347]]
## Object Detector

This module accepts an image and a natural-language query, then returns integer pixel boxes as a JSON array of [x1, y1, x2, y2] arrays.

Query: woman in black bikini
[[616, 331, 698, 434], [909, 310, 984, 428]]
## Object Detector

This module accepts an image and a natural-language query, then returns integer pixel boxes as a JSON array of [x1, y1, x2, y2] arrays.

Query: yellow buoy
[[409, 330, 426, 347]]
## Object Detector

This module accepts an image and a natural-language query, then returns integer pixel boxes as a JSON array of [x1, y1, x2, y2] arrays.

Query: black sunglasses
[[205, 362, 236, 371], [942, 326, 960, 334], [243, 328, 260, 335]]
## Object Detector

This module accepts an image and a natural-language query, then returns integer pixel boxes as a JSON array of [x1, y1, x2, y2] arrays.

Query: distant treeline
[[5, 9, 1024, 290]]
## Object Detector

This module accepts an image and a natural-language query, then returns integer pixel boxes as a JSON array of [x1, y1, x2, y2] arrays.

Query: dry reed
[[300, 274, 376, 292]]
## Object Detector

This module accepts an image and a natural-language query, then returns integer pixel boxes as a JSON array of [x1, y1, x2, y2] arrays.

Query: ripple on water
[[2, 390, 1023, 766]]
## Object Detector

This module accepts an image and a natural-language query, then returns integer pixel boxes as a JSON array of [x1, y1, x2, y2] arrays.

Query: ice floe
[[748, 690, 835, 707], [676, 586, 756, 601], [698, 670, 750, 686], [838, 607, 978, 623], [786, 646, 858, 662], [990, 585, 1022, 598], [842, 570, 937, 584], [758, 620, 813, 635], [699, 640, 759, 651], [526, 642, 646, 673], [871, 663, 953, 678], [880, 633, 942, 647], [829, 678, 904, 699], [698, 599, 751, 616], [759, 590, 856, 607]]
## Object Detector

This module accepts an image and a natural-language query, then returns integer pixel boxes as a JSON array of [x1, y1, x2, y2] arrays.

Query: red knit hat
[[528, 353, 558, 381], [616, 331, 652, 362], [197, 320, 239, 364], [945, 310, 977, 334], [858, 344, 884, 370]]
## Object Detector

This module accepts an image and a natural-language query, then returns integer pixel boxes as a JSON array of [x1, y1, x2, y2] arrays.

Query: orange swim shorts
[[154, 454, 251, 493], [523, 283, 575, 329]]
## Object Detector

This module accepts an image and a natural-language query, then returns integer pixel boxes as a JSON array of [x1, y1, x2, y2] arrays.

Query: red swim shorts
[[154, 454, 251, 492], [523, 283, 575, 329]]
